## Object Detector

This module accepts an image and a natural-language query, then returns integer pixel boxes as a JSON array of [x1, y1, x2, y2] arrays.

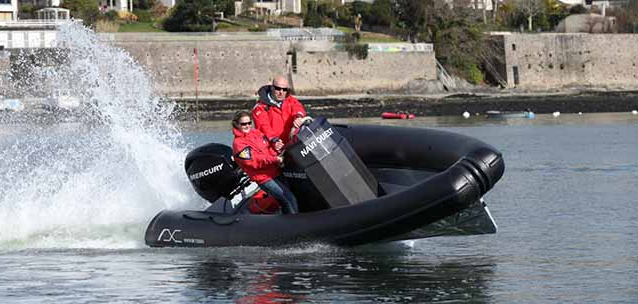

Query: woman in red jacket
[[232, 111, 299, 214]]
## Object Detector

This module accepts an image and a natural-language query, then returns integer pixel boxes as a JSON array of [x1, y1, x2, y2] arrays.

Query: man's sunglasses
[[239, 121, 252, 126], [273, 85, 289, 92]]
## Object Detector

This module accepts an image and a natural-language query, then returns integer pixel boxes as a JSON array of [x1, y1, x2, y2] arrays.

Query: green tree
[[334, 3, 353, 26], [351, 0, 372, 25], [421, 3, 489, 84], [535, 0, 568, 31], [316, 0, 335, 17], [369, 0, 394, 26], [62, 0, 100, 26], [18, 4, 36, 19], [394, 0, 431, 41], [303, 1, 323, 27], [134, 0, 157, 10], [163, 0, 223, 31], [217, 0, 235, 17], [496, 0, 517, 28]]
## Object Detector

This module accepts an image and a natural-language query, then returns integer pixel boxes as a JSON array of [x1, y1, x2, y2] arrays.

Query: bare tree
[[491, 0, 499, 22], [483, 0, 487, 24], [516, 0, 544, 31]]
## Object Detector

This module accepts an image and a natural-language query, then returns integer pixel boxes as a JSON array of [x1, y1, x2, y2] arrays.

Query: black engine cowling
[[184, 143, 243, 202]]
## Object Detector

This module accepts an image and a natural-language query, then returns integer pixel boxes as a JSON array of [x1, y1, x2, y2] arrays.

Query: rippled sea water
[[1, 112, 637, 303]]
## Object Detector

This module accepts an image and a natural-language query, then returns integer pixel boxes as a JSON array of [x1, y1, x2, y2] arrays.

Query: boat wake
[[0, 23, 200, 252]]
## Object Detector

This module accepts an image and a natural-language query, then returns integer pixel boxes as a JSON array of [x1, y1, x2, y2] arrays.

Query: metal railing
[[368, 43, 434, 53], [267, 28, 345, 41], [99, 28, 346, 42], [0, 19, 82, 29], [0, 30, 59, 49], [436, 58, 455, 91]]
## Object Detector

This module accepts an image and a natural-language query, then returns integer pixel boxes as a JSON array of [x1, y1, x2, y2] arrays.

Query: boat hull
[[145, 124, 504, 247]]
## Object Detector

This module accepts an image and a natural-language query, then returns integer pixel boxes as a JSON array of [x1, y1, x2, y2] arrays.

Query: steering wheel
[[289, 116, 314, 142]]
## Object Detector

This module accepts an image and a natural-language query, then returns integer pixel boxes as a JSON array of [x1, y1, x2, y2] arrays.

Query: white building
[[160, 0, 176, 8], [442, 0, 501, 11], [234, 0, 301, 16], [558, 0, 625, 7], [36, 7, 70, 20], [0, 0, 18, 21], [102, 0, 133, 13]]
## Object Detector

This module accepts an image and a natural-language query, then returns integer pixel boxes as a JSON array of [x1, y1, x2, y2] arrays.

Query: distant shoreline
[[3, 89, 638, 124], [173, 90, 638, 121]]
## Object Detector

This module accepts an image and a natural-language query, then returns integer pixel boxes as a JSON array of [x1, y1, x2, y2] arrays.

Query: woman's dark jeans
[[259, 176, 299, 214]]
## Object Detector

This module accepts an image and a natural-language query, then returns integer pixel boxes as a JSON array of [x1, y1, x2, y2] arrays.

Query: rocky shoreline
[[3, 90, 638, 124], [175, 90, 638, 121]]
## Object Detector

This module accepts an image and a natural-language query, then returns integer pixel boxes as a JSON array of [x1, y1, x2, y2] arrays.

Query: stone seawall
[[293, 51, 436, 95], [5, 32, 638, 98], [112, 39, 290, 97], [0, 50, 10, 96], [0, 32, 436, 98], [105, 34, 437, 97], [499, 33, 638, 90]]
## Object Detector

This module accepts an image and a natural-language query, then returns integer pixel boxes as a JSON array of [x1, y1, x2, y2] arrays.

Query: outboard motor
[[185, 143, 244, 202]]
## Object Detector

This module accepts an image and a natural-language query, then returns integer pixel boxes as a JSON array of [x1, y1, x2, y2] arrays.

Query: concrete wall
[[0, 32, 437, 97], [501, 33, 638, 90], [292, 51, 436, 95], [0, 31, 58, 49], [112, 39, 291, 97], [0, 50, 10, 96], [109, 35, 436, 97]]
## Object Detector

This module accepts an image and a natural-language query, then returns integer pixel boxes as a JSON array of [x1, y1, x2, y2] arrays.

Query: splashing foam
[[0, 24, 203, 250]]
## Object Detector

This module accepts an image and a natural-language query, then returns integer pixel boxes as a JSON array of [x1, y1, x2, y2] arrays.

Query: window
[[0, 0, 11, 4], [0, 12, 12, 21], [512, 44, 516, 51]]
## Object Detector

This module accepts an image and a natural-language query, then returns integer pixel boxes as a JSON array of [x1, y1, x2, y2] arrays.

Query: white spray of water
[[0, 24, 203, 250]]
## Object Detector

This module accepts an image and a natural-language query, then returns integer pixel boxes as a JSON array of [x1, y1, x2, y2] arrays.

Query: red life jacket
[[253, 86, 306, 145], [249, 189, 280, 214], [232, 128, 281, 185]]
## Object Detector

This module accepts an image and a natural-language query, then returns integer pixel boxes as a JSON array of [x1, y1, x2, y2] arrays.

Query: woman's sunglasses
[[239, 121, 252, 126], [273, 85, 289, 92]]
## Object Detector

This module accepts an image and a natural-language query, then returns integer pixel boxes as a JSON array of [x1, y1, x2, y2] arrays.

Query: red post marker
[[193, 47, 199, 122]]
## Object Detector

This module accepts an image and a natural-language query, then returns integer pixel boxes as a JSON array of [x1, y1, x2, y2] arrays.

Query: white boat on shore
[[485, 110, 535, 119]]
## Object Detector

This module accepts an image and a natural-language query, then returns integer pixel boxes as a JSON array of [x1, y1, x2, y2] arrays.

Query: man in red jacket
[[232, 111, 299, 214], [253, 75, 307, 152]]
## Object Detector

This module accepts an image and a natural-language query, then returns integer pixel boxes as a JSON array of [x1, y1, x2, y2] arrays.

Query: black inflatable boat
[[145, 119, 504, 247]]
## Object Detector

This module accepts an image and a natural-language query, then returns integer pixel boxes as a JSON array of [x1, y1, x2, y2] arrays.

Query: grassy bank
[[119, 22, 164, 32]]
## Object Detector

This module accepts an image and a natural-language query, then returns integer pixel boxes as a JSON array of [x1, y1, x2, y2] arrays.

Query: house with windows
[[20, 0, 60, 7], [234, 0, 301, 16], [1, 0, 79, 31], [100, 0, 133, 13], [0, 0, 18, 21]]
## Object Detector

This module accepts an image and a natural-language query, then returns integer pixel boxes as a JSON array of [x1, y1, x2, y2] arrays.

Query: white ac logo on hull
[[158, 228, 182, 243]]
